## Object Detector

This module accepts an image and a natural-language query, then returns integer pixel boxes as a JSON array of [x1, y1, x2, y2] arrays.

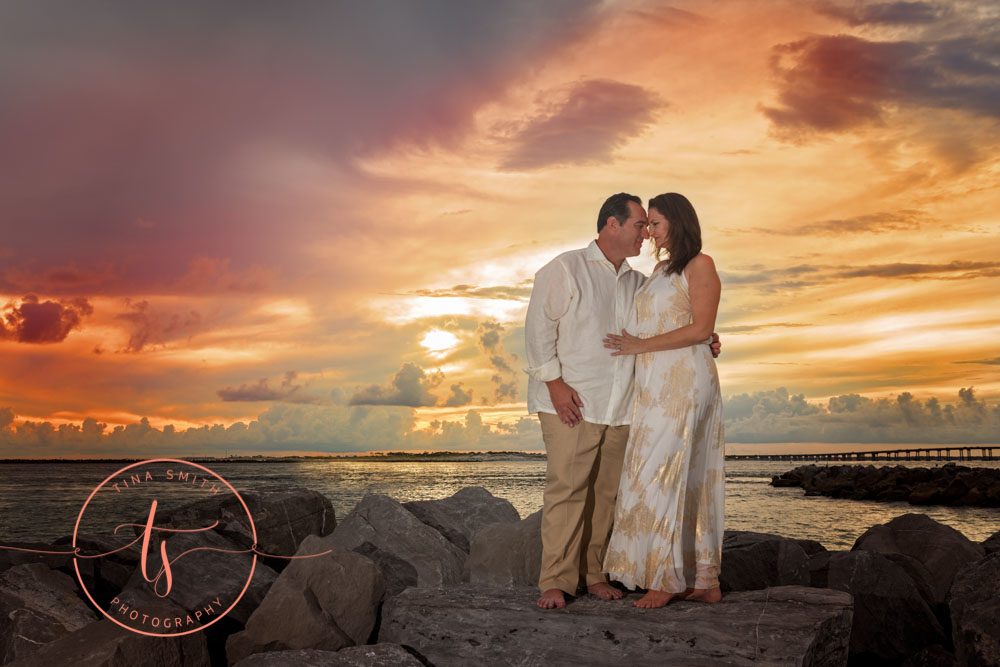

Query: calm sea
[[1, 459, 997, 550]]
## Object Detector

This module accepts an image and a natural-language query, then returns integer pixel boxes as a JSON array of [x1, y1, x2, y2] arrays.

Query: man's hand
[[546, 377, 583, 427], [710, 332, 721, 358]]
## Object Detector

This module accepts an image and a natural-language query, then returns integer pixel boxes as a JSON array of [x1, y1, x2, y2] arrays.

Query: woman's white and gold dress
[[603, 266, 725, 592]]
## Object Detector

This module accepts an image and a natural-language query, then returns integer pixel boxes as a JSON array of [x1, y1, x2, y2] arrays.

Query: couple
[[525, 192, 724, 610]]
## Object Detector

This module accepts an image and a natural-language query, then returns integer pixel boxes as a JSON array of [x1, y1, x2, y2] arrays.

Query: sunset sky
[[1, 0, 998, 456]]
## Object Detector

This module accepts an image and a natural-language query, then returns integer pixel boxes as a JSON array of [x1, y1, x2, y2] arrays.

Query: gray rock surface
[[379, 584, 853, 666], [826, 550, 945, 663], [232, 644, 422, 667], [720, 530, 810, 591], [948, 552, 1000, 667], [852, 513, 985, 605], [402, 486, 520, 552], [0, 563, 97, 664], [226, 536, 385, 665], [464, 510, 542, 587], [11, 615, 210, 667], [122, 528, 277, 626], [141, 485, 336, 566], [328, 493, 465, 598]]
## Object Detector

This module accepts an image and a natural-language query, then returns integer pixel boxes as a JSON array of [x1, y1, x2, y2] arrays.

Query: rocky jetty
[[771, 462, 1000, 506], [2, 484, 998, 666]]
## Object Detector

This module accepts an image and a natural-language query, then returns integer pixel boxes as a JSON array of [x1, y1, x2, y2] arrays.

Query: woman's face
[[647, 207, 670, 252]]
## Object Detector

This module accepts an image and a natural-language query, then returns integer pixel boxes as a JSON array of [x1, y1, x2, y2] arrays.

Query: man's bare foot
[[685, 587, 722, 603], [537, 588, 567, 609], [586, 582, 623, 601], [633, 589, 679, 608]]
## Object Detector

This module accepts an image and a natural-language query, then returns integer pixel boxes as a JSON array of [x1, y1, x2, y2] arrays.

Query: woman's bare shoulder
[[687, 253, 716, 272]]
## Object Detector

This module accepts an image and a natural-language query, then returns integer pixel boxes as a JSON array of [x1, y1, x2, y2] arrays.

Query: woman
[[602, 192, 725, 608]]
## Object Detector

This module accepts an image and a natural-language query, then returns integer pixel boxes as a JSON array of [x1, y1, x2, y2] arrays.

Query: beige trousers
[[537, 412, 630, 594]]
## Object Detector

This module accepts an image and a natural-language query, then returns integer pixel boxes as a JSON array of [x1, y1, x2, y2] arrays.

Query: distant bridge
[[726, 446, 997, 462]]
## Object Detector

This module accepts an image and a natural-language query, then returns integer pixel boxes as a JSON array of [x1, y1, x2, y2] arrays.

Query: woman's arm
[[604, 254, 721, 356]]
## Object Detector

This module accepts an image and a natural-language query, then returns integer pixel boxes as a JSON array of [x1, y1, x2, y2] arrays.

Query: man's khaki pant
[[537, 412, 629, 594]]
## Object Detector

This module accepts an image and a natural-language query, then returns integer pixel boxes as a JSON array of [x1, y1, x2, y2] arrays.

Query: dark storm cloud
[[761, 31, 1000, 137], [0, 295, 92, 343], [499, 79, 664, 170], [0, 1, 602, 287]]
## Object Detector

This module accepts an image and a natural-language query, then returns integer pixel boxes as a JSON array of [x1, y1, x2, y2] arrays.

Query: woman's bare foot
[[685, 587, 722, 603], [633, 589, 680, 608], [537, 588, 567, 609], [587, 582, 623, 600]]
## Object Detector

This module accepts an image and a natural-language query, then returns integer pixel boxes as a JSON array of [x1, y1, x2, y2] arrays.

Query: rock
[[0, 563, 97, 663], [793, 538, 827, 556], [402, 486, 520, 552], [122, 528, 278, 627], [0, 542, 74, 575], [983, 530, 1000, 555], [225, 536, 385, 665], [11, 615, 211, 667], [948, 552, 1000, 667], [770, 464, 1000, 507], [852, 513, 985, 605], [464, 510, 542, 587], [720, 531, 810, 592], [826, 550, 945, 663], [328, 493, 465, 598], [50, 533, 143, 603], [379, 584, 853, 666], [900, 644, 959, 667], [232, 644, 422, 667], [142, 486, 336, 569]]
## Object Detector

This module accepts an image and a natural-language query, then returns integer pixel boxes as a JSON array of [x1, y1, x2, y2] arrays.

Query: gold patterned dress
[[603, 266, 725, 592]]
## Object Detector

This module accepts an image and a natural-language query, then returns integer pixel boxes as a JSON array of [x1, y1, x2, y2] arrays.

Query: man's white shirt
[[524, 240, 646, 426]]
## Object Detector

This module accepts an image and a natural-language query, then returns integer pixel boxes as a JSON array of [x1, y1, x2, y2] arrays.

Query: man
[[524, 193, 719, 610]]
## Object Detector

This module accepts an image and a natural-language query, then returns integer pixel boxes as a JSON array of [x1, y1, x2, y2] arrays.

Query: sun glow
[[420, 329, 459, 353]]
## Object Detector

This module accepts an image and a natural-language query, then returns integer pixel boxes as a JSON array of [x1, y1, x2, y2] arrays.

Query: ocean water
[[0, 459, 997, 550]]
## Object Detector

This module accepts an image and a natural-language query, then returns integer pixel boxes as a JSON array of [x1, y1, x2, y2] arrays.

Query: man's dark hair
[[597, 193, 642, 232]]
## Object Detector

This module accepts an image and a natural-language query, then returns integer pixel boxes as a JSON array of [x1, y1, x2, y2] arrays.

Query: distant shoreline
[[0, 451, 548, 464]]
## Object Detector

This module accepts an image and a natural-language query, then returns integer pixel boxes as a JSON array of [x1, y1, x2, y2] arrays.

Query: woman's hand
[[603, 329, 645, 356]]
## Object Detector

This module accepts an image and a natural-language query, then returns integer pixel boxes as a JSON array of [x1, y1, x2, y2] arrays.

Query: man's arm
[[524, 261, 583, 426]]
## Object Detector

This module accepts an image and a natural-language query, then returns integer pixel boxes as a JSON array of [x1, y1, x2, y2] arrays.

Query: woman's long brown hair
[[649, 192, 702, 276]]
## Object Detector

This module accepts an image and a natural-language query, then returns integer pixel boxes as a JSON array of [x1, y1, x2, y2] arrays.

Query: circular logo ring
[[73, 458, 258, 637]]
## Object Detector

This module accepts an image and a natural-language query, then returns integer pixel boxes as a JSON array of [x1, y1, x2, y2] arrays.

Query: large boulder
[[11, 614, 211, 667], [327, 493, 465, 598], [719, 530, 810, 591], [225, 536, 385, 665], [0, 542, 74, 575], [948, 552, 1000, 667], [379, 584, 853, 666], [826, 550, 945, 663], [402, 486, 520, 552], [53, 533, 143, 598], [122, 528, 278, 627], [141, 486, 336, 570], [0, 563, 97, 664], [852, 513, 985, 605], [982, 529, 1000, 555], [232, 644, 422, 667], [464, 510, 541, 587]]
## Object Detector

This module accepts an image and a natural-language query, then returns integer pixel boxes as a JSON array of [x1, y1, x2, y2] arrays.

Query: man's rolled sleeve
[[524, 261, 571, 383]]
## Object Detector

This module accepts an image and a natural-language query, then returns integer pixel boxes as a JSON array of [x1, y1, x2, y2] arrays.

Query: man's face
[[617, 200, 649, 257]]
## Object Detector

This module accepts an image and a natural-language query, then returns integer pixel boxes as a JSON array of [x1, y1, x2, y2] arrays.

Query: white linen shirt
[[524, 240, 646, 426]]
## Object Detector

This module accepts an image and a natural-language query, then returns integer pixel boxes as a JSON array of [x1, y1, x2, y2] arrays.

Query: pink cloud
[[0, 294, 92, 343]]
